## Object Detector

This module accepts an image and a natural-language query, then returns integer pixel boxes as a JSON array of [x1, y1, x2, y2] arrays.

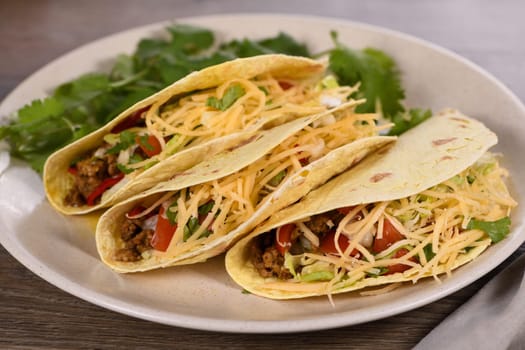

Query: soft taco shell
[[96, 111, 396, 273], [44, 54, 325, 215], [225, 109, 499, 299]]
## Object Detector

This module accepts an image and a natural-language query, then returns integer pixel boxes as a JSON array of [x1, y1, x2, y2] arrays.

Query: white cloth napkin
[[414, 252, 525, 350]]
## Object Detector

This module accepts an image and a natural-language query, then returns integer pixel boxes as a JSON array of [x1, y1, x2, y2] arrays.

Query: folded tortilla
[[96, 104, 396, 273], [225, 110, 517, 299], [44, 54, 357, 215]]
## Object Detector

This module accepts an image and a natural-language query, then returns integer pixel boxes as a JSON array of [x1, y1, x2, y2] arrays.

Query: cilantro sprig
[[1, 24, 424, 174]]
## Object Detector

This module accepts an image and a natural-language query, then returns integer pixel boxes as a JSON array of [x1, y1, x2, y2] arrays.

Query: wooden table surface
[[1, 1, 524, 349]]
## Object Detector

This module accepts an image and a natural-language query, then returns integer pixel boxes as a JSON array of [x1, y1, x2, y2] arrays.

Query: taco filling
[[107, 107, 387, 263], [65, 74, 358, 207], [249, 153, 516, 290]]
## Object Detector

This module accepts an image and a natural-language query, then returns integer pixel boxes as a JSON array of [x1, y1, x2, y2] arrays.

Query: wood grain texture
[[1, 0, 524, 349]]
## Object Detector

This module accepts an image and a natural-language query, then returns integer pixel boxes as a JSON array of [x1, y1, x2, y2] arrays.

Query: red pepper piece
[[67, 166, 78, 176], [85, 173, 124, 206], [111, 106, 150, 133]]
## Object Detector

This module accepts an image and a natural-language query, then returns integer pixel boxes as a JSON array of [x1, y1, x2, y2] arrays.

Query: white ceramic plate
[[1, 14, 524, 333]]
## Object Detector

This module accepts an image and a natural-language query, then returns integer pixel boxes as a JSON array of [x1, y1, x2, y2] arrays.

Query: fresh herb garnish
[[220, 32, 310, 57], [328, 31, 405, 120], [467, 217, 511, 243], [1, 24, 422, 174], [106, 130, 137, 154], [116, 153, 144, 174], [206, 84, 246, 111], [387, 108, 432, 136]]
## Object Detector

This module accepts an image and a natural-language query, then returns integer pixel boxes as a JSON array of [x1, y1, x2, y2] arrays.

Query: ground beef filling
[[65, 146, 121, 207], [251, 210, 348, 280], [114, 217, 153, 262], [251, 232, 293, 280]]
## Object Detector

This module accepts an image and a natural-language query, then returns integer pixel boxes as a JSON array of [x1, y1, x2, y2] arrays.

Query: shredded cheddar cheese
[[121, 74, 360, 171], [263, 153, 516, 295], [124, 106, 382, 258]]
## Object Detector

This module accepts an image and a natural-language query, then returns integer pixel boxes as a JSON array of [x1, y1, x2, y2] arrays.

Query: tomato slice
[[111, 106, 149, 133], [85, 173, 124, 206], [385, 248, 416, 274], [275, 223, 296, 255], [136, 134, 162, 157], [319, 230, 359, 257], [151, 206, 177, 252], [126, 205, 146, 218], [337, 206, 355, 216], [373, 218, 405, 253], [278, 81, 293, 90]]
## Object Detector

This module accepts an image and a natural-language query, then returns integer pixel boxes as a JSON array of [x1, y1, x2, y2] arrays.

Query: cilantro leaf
[[107, 130, 136, 154], [467, 217, 511, 243], [220, 32, 311, 57], [258, 32, 310, 56], [17, 97, 65, 123], [329, 32, 405, 119], [388, 108, 432, 136], [206, 84, 246, 110], [167, 24, 214, 54]]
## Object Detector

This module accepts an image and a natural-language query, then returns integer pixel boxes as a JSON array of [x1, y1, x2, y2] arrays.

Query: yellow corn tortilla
[[95, 108, 396, 273], [225, 109, 503, 299], [44, 54, 325, 215]]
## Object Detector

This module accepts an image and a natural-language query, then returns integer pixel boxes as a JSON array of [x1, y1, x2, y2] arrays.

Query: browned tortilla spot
[[170, 171, 194, 180], [432, 137, 457, 146], [226, 135, 260, 152], [450, 117, 470, 124], [440, 155, 455, 161], [370, 172, 392, 183]]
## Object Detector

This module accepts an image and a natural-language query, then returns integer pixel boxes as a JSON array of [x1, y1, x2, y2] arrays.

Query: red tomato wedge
[[385, 248, 416, 275], [85, 173, 124, 206], [373, 219, 405, 253], [337, 206, 355, 216], [275, 223, 295, 255], [126, 206, 146, 218], [151, 206, 177, 252], [319, 230, 359, 257], [136, 134, 162, 157]]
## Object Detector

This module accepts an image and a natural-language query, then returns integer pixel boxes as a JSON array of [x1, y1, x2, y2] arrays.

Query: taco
[[225, 110, 517, 299], [44, 54, 358, 215], [95, 103, 396, 272]]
